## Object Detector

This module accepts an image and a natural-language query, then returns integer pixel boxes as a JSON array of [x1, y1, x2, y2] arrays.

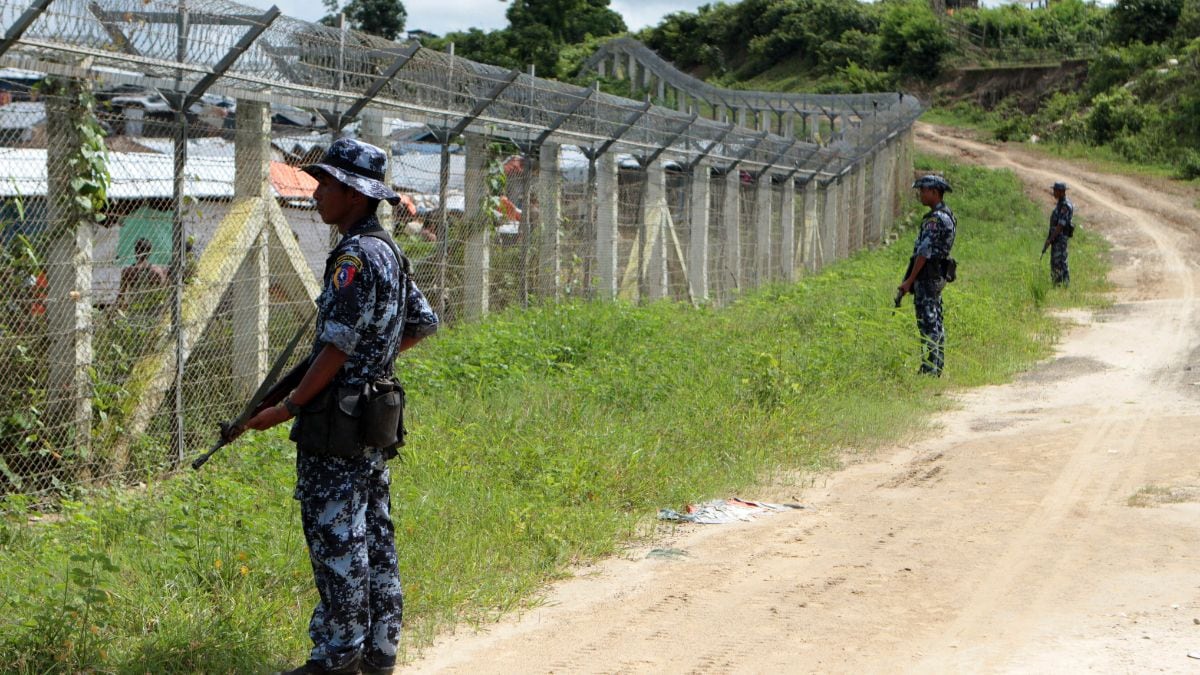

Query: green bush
[[1177, 147, 1200, 178], [816, 62, 895, 94], [992, 99, 1033, 141], [1087, 87, 1145, 143], [877, 0, 953, 78]]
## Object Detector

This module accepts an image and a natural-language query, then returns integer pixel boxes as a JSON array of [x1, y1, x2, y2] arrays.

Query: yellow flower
[[239, 565, 249, 577], [214, 559, 223, 570], [236, 551, 248, 562], [89, 625, 100, 635]]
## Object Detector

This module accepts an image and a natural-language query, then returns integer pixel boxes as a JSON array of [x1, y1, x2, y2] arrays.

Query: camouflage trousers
[[914, 277, 946, 376], [1050, 238, 1070, 286], [299, 460, 403, 672]]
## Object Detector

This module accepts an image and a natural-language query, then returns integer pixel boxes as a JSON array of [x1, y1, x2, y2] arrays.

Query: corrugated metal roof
[[269, 162, 316, 199], [0, 148, 312, 201], [0, 102, 45, 130]]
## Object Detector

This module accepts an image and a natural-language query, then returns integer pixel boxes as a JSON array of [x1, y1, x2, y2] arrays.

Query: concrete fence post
[[45, 85, 93, 463], [361, 112, 394, 231], [849, 161, 864, 252], [463, 133, 490, 320], [722, 167, 741, 295], [538, 143, 561, 299], [754, 172, 772, 285], [644, 160, 668, 300], [231, 99, 271, 397], [595, 153, 619, 299], [821, 179, 839, 266], [803, 178, 819, 271], [781, 176, 796, 282], [688, 163, 711, 302], [837, 173, 850, 259]]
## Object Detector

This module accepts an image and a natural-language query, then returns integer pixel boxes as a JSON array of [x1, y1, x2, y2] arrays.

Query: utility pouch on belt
[[916, 258, 956, 283], [291, 379, 406, 457], [943, 258, 957, 283], [360, 379, 406, 450]]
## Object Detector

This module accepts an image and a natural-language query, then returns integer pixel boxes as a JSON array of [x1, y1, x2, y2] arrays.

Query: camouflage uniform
[[1049, 195, 1074, 286], [912, 202, 957, 376], [291, 139, 438, 674]]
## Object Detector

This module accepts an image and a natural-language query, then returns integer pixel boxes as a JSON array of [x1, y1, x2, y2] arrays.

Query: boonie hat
[[912, 174, 952, 193], [303, 137, 401, 205], [1052, 181, 1068, 191]]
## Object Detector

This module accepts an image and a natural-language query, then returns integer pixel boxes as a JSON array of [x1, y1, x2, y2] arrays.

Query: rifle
[[191, 312, 314, 470], [1042, 223, 1063, 260], [894, 256, 915, 309]]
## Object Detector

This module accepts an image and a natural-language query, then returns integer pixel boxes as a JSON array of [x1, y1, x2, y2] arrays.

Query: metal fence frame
[[0, 0, 919, 501]]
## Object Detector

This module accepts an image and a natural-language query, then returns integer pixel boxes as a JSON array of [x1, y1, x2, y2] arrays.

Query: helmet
[[912, 174, 952, 193], [1051, 181, 1068, 191]]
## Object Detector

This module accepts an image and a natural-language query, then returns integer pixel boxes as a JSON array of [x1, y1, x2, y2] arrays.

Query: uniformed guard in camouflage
[[291, 210, 437, 675], [245, 137, 438, 675], [903, 175, 957, 376], [1047, 181, 1074, 287]]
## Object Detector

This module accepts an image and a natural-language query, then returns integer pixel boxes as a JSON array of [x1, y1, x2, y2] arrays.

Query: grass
[[0, 155, 1109, 673], [1127, 485, 1200, 507]]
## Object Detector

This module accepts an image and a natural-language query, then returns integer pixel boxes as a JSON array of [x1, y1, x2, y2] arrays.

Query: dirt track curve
[[404, 122, 1200, 673]]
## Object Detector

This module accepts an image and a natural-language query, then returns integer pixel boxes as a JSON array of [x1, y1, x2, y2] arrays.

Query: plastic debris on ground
[[658, 498, 805, 525], [646, 547, 690, 560]]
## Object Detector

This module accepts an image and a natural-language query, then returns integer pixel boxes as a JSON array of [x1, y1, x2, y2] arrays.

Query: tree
[[321, 0, 407, 41], [1109, 0, 1183, 45], [877, 0, 952, 79], [505, 0, 627, 74]]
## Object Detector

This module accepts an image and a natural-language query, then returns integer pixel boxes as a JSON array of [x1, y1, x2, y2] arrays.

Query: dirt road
[[405, 123, 1200, 673]]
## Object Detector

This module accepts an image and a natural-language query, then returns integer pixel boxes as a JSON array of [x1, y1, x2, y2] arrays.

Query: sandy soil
[[403, 123, 1200, 674]]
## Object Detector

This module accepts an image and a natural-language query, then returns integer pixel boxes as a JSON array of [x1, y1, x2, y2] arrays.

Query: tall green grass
[[0, 156, 1108, 672]]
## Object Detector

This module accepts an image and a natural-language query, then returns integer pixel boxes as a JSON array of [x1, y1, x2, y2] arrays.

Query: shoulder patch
[[332, 254, 361, 290]]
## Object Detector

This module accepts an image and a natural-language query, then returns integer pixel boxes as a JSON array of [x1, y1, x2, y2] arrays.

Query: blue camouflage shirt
[[913, 202, 957, 260], [310, 214, 438, 386], [1049, 197, 1074, 236], [296, 214, 438, 500]]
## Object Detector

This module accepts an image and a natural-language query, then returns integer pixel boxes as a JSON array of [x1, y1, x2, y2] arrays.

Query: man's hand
[[243, 404, 291, 432], [897, 278, 914, 297]]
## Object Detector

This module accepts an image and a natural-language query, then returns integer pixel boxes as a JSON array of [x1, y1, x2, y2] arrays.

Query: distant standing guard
[[897, 175, 957, 377], [1044, 181, 1074, 286]]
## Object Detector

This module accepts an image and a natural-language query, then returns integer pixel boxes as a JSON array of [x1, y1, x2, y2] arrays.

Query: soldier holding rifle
[[1043, 181, 1074, 287], [240, 138, 438, 675], [896, 174, 957, 377]]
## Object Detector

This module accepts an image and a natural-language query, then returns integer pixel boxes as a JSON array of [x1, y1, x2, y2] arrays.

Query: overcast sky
[[242, 0, 712, 37]]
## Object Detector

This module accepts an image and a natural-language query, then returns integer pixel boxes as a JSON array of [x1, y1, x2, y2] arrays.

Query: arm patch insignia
[[332, 254, 362, 290]]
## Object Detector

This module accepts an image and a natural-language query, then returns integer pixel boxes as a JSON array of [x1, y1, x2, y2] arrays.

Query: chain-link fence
[[0, 0, 919, 503]]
